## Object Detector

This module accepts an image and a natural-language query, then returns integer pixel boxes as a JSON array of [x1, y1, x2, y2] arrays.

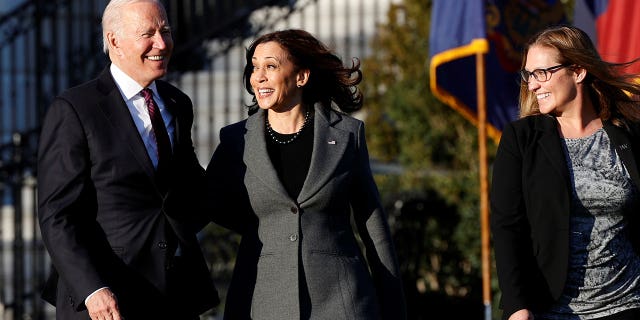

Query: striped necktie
[[141, 88, 172, 171]]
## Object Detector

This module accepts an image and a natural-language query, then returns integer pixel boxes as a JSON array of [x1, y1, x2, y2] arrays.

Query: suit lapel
[[243, 110, 290, 197], [157, 81, 180, 148], [536, 115, 570, 186], [604, 122, 640, 189], [297, 104, 348, 204], [95, 68, 158, 187], [243, 105, 350, 204]]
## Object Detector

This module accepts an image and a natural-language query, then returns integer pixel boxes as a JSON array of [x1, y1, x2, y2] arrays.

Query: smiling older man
[[37, 1, 219, 319]]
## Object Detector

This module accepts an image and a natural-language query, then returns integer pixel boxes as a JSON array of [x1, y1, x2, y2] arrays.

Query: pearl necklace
[[266, 110, 311, 145]]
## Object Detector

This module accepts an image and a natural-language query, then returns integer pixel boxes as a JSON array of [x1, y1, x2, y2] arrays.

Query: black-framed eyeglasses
[[520, 64, 570, 83]]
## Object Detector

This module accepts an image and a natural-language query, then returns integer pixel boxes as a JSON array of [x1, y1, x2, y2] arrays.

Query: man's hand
[[509, 309, 533, 320], [86, 288, 122, 320]]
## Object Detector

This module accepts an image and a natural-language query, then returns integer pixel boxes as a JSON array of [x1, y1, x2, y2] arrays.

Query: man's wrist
[[85, 287, 109, 305]]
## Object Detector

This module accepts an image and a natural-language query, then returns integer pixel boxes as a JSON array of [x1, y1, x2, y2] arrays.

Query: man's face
[[107, 1, 173, 87]]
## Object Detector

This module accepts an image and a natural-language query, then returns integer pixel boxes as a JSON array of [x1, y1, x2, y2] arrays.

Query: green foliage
[[363, 1, 576, 318], [361, 0, 498, 317]]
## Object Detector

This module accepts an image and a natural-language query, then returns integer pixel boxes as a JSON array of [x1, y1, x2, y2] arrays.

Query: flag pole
[[476, 51, 491, 320]]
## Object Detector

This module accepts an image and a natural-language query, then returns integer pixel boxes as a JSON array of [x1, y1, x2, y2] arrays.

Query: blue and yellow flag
[[429, 0, 566, 141]]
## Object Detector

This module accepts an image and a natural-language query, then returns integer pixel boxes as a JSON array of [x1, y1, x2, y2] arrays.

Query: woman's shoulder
[[510, 114, 551, 126], [219, 118, 250, 139], [319, 106, 363, 129], [504, 114, 555, 134], [498, 115, 557, 148], [336, 112, 362, 126], [222, 118, 249, 129], [623, 119, 640, 137]]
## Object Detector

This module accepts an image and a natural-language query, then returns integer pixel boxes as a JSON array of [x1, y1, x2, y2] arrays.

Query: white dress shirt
[[110, 63, 175, 169]]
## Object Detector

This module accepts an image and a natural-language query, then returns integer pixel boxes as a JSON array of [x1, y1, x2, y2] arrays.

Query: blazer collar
[[156, 81, 183, 143], [533, 115, 640, 191], [243, 103, 349, 204], [297, 103, 348, 204], [95, 67, 165, 191], [244, 109, 289, 197], [534, 115, 570, 183], [603, 121, 640, 189]]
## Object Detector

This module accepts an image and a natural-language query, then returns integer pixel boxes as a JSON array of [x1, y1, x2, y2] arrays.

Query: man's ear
[[106, 32, 120, 56]]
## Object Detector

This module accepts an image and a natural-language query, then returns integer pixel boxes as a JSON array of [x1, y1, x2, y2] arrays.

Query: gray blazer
[[205, 103, 406, 320]]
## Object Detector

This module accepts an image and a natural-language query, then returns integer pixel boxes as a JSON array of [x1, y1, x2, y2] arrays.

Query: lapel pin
[[328, 140, 336, 145]]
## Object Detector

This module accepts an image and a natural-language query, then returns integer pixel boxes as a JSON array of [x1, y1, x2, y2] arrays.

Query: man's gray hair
[[101, 0, 164, 55]]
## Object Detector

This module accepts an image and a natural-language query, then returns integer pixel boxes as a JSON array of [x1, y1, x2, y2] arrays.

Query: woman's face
[[249, 41, 306, 111], [524, 45, 578, 115]]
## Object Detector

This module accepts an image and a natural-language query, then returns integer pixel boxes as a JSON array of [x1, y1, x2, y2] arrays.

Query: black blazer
[[37, 67, 218, 319], [490, 114, 640, 319]]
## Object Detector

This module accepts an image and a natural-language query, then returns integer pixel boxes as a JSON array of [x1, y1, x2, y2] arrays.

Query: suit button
[[289, 234, 298, 242], [158, 241, 168, 249], [290, 207, 298, 214]]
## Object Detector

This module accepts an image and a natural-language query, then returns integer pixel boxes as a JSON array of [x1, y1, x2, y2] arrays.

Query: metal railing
[[0, 0, 396, 318]]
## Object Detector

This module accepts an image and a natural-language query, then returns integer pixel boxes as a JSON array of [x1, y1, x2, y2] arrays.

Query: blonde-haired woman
[[491, 25, 640, 320]]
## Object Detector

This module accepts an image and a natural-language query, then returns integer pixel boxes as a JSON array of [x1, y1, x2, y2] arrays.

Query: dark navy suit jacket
[[37, 67, 218, 319]]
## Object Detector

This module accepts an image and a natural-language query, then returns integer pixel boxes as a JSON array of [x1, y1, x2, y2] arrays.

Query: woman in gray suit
[[205, 29, 406, 319]]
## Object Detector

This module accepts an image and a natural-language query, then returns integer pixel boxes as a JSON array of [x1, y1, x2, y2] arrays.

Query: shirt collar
[[109, 63, 159, 100]]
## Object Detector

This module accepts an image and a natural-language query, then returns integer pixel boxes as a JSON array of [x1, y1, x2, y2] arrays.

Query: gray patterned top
[[538, 128, 640, 319]]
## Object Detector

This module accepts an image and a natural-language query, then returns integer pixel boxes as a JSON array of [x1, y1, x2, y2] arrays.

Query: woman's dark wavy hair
[[519, 25, 640, 126], [243, 29, 363, 114]]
